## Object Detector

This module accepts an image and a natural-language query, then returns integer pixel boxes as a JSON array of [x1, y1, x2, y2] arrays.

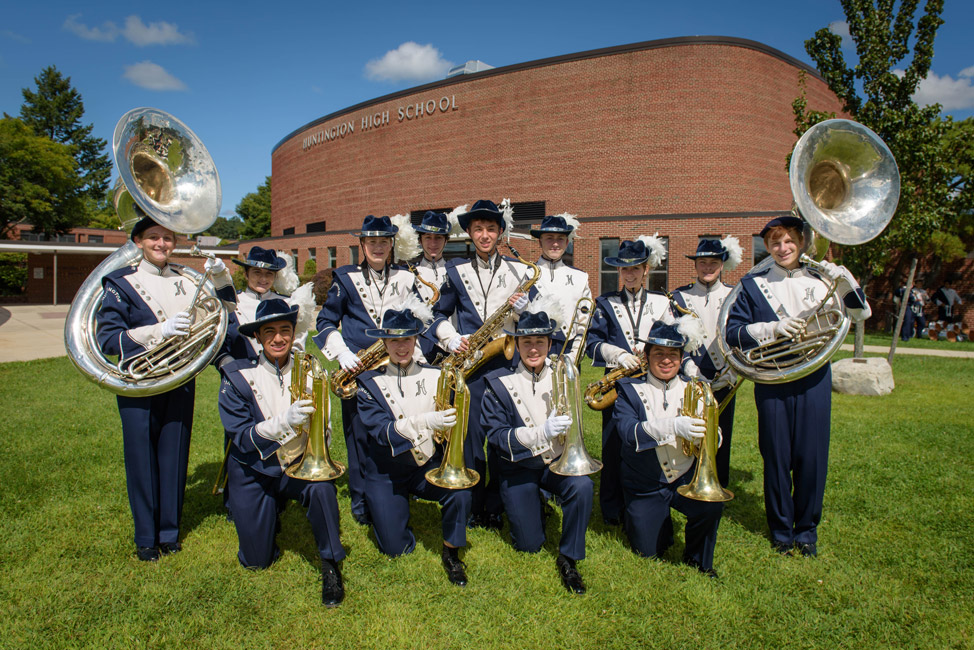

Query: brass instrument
[[64, 108, 228, 396], [329, 263, 441, 399], [717, 119, 900, 384], [439, 242, 541, 379], [426, 361, 480, 489], [549, 347, 602, 477], [558, 296, 595, 369], [676, 379, 734, 502], [286, 352, 346, 481]]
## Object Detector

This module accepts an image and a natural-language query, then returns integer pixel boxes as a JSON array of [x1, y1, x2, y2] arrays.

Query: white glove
[[204, 257, 227, 275], [542, 410, 573, 441], [337, 349, 362, 371], [618, 352, 641, 370], [511, 293, 529, 314], [161, 311, 192, 338], [425, 408, 457, 431], [673, 416, 706, 442], [285, 399, 315, 430], [774, 317, 804, 339], [710, 368, 738, 391], [816, 260, 843, 282], [447, 334, 466, 353]]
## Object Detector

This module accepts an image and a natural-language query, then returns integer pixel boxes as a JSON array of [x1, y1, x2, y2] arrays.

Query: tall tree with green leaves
[[0, 118, 87, 238], [18, 65, 112, 214], [237, 176, 272, 240]]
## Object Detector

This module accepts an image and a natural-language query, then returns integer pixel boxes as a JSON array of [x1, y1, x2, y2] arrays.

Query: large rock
[[831, 357, 894, 396]]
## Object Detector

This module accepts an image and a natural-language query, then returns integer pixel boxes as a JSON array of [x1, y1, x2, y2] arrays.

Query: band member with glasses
[[96, 216, 236, 561], [356, 297, 472, 586], [481, 298, 593, 594], [313, 215, 420, 526], [218, 299, 346, 606], [724, 216, 870, 557]]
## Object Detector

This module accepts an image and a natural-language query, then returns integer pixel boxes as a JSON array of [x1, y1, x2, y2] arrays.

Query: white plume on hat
[[677, 314, 706, 353], [391, 293, 433, 328], [524, 293, 567, 331], [499, 198, 516, 241], [287, 282, 317, 343], [272, 251, 299, 295], [720, 235, 743, 272], [637, 233, 667, 269], [446, 204, 468, 237], [390, 214, 421, 262], [554, 212, 581, 241]]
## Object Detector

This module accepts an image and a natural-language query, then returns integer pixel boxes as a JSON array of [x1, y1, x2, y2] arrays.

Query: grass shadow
[[182, 460, 231, 539], [721, 467, 771, 539]]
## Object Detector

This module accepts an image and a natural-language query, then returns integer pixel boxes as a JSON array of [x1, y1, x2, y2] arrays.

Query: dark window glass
[[282, 227, 295, 236], [753, 235, 770, 266], [600, 238, 620, 294], [306, 221, 327, 233]]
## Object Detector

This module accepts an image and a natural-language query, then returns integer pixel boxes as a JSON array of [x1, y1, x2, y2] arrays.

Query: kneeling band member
[[481, 298, 593, 594], [613, 320, 724, 577], [356, 297, 473, 586], [218, 299, 346, 607]]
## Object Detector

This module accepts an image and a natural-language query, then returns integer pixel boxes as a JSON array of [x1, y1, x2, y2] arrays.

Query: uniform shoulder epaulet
[[445, 257, 466, 270], [748, 266, 772, 278], [223, 357, 256, 375], [482, 366, 512, 382], [674, 282, 694, 292], [104, 266, 138, 281]]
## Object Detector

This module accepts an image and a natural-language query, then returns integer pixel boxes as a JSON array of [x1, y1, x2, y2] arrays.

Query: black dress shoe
[[159, 542, 182, 556], [796, 542, 817, 558], [352, 511, 372, 527], [556, 554, 586, 595], [321, 560, 344, 608], [772, 541, 794, 556], [441, 546, 468, 587], [484, 514, 503, 531], [682, 556, 718, 579], [136, 546, 160, 562], [602, 516, 622, 527], [468, 512, 502, 530]]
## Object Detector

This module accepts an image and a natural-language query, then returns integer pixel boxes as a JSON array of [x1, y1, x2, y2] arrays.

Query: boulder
[[831, 357, 894, 396]]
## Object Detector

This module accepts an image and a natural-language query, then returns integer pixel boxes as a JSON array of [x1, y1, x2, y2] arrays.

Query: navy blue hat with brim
[[415, 211, 450, 235], [239, 299, 299, 338], [458, 200, 506, 232], [759, 216, 804, 238], [639, 321, 687, 349], [503, 310, 557, 337], [130, 216, 166, 241], [354, 215, 399, 238], [530, 215, 574, 238], [365, 308, 425, 338], [604, 240, 651, 268], [686, 238, 729, 261], [232, 246, 287, 271]]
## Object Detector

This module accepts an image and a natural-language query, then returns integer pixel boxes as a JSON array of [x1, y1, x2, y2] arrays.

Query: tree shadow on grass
[[719, 468, 771, 539], [182, 460, 230, 538]]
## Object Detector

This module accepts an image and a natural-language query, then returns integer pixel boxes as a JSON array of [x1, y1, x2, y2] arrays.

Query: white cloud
[[122, 15, 194, 46], [122, 61, 188, 91], [2, 30, 31, 44], [64, 14, 117, 42], [828, 21, 854, 50], [365, 42, 453, 82], [902, 68, 974, 111]]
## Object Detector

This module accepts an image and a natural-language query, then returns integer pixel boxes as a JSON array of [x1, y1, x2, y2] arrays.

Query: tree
[[237, 176, 272, 240], [205, 216, 243, 241], [17, 66, 112, 212], [0, 118, 87, 238]]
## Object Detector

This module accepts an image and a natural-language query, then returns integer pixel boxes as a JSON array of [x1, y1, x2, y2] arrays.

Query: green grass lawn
[[1, 349, 972, 649], [845, 329, 974, 351]]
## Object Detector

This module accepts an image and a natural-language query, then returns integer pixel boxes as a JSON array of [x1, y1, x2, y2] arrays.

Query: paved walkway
[[1, 304, 972, 363]]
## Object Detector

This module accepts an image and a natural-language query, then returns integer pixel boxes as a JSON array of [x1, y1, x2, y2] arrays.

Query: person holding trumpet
[[96, 215, 236, 562], [217, 298, 346, 607], [356, 296, 473, 586]]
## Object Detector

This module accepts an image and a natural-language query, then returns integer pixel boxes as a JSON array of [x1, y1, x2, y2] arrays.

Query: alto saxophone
[[329, 264, 441, 399]]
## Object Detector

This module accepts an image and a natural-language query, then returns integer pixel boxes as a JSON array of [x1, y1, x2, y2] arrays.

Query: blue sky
[[2, 0, 972, 221]]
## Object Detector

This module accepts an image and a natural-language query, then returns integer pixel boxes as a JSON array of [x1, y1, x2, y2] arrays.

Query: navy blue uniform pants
[[620, 464, 723, 570], [498, 463, 593, 561], [363, 447, 471, 556], [227, 460, 345, 569], [464, 359, 509, 519], [754, 365, 831, 547], [340, 395, 369, 518], [117, 381, 194, 548], [598, 404, 623, 521], [713, 388, 737, 488]]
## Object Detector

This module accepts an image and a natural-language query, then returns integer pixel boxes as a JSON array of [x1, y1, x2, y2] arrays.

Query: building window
[[349, 246, 359, 265], [308, 247, 316, 261], [282, 227, 295, 236], [328, 247, 337, 268], [599, 238, 619, 294], [647, 237, 669, 292], [291, 250, 299, 271], [307, 221, 327, 233], [753, 235, 770, 266], [20, 232, 75, 242], [88, 235, 103, 243]]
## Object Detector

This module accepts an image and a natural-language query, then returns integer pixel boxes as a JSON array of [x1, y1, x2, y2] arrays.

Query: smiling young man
[[355, 298, 473, 587], [96, 216, 236, 562], [481, 299, 593, 594], [724, 216, 871, 558], [427, 199, 537, 530], [218, 299, 346, 607]]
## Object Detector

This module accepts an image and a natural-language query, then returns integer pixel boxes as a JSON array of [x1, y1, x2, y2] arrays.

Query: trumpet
[[286, 352, 346, 481]]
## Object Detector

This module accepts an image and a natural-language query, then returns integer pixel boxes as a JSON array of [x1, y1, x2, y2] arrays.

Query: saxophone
[[329, 264, 440, 399], [440, 242, 540, 379]]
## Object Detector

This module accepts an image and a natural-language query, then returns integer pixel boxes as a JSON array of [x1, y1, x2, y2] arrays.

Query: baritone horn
[[676, 380, 733, 502], [286, 352, 346, 481], [426, 361, 480, 489]]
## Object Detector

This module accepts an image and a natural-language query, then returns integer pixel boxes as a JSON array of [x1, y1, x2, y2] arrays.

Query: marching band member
[[411, 210, 452, 304], [313, 215, 420, 526], [427, 199, 537, 529], [672, 237, 743, 487], [481, 297, 593, 594], [96, 216, 236, 561], [217, 247, 289, 367], [356, 297, 473, 586], [218, 299, 345, 607], [613, 319, 723, 577], [585, 235, 673, 527], [531, 213, 592, 364], [724, 216, 871, 557]]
